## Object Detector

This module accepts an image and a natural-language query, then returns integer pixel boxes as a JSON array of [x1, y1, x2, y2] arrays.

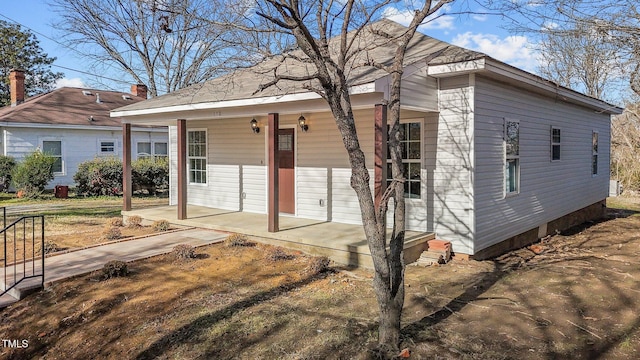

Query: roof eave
[[428, 57, 623, 115], [111, 82, 379, 119]]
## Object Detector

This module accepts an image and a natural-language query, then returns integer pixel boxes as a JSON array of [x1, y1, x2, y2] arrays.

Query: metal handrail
[[1, 210, 45, 298]]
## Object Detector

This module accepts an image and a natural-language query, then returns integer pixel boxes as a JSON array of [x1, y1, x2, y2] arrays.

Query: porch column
[[268, 113, 279, 232], [122, 123, 132, 211], [177, 119, 187, 220], [374, 103, 388, 212]]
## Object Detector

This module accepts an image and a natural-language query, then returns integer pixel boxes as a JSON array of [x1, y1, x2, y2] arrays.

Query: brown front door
[[278, 128, 295, 214]]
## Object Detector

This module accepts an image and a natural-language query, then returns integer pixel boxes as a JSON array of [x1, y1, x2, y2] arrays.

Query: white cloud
[[55, 77, 86, 89], [383, 5, 456, 31], [452, 32, 539, 72]]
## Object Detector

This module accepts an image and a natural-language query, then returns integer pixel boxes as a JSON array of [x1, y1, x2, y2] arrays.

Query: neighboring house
[[0, 69, 168, 188], [112, 20, 622, 259]]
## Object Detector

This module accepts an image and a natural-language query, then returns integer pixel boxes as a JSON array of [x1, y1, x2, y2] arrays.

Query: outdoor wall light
[[250, 118, 260, 134], [298, 115, 309, 132]]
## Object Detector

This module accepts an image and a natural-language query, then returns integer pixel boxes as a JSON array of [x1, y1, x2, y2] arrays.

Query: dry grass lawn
[[1, 197, 640, 359]]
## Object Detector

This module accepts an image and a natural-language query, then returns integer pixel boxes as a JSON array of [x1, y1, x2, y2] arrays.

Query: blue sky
[[0, 1, 539, 93]]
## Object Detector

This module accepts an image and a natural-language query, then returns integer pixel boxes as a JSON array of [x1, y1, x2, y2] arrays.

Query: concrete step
[[0, 276, 43, 309]]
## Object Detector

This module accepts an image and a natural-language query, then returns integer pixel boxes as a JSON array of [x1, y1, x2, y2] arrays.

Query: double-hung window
[[387, 121, 422, 199], [505, 119, 520, 195], [188, 130, 207, 184], [42, 140, 63, 174], [592, 131, 598, 175], [551, 127, 561, 161], [137, 141, 168, 159]]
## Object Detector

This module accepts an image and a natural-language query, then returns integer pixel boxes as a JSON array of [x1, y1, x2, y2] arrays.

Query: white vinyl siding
[[429, 76, 475, 254], [5, 127, 166, 188], [473, 75, 611, 253]]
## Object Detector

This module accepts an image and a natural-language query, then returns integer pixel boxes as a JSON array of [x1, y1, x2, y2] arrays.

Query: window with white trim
[[592, 131, 598, 175], [188, 130, 207, 184], [42, 140, 63, 174], [551, 127, 561, 161], [100, 140, 116, 154], [505, 119, 520, 195], [387, 121, 422, 199]]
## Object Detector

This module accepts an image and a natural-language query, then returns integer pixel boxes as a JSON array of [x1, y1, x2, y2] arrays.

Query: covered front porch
[[123, 205, 434, 268]]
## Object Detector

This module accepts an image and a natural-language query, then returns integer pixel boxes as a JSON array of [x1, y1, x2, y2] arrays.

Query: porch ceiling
[[123, 205, 434, 268]]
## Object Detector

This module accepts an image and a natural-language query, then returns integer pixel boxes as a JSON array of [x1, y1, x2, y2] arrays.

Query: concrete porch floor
[[122, 205, 434, 268]]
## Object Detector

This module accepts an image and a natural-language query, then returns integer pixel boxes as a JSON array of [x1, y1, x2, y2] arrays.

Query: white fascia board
[[0, 121, 168, 132], [427, 59, 486, 77], [111, 83, 378, 118]]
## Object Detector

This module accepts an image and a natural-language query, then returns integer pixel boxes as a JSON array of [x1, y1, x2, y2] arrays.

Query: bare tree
[[243, 0, 454, 355], [489, 0, 639, 103], [612, 104, 640, 192], [50, 0, 249, 95]]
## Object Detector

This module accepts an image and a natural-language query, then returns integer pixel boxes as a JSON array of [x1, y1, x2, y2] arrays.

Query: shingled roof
[[0, 87, 146, 127], [113, 19, 485, 113]]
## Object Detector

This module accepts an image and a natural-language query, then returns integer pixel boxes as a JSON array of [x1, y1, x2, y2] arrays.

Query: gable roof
[[113, 19, 484, 113], [112, 18, 622, 116], [0, 87, 145, 127]]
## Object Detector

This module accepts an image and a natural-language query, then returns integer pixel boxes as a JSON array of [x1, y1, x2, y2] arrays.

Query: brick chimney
[[131, 84, 148, 99], [9, 69, 25, 107]]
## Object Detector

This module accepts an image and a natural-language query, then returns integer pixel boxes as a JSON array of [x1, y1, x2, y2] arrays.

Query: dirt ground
[[1, 197, 640, 359]]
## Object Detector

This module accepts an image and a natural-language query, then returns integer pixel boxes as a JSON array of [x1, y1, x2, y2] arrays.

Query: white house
[[112, 20, 622, 259], [0, 70, 168, 189]]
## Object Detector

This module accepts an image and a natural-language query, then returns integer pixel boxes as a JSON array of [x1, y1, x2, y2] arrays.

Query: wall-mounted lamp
[[298, 115, 309, 132], [250, 118, 260, 134]]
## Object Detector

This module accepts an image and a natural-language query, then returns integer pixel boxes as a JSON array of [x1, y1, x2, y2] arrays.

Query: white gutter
[[0, 121, 168, 132], [111, 82, 378, 118]]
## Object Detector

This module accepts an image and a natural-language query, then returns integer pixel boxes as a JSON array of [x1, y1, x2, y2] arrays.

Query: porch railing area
[[1, 207, 45, 298]]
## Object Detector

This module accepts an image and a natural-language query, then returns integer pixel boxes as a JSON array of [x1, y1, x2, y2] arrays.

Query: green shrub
[[172, 244, 195, 260], [132, 156, 169, 194], [101, 260, 129, 279], [11, 150, 56, 198], [0, 155, 16, 192], [152, 219, 170, 232], [74, 157, 123, 196]]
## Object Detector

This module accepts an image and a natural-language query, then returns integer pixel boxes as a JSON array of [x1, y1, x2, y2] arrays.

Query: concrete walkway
[[0, 228, 227, 308]]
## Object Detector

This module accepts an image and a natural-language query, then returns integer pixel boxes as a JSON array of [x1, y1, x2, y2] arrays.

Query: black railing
[[1, 208, 45, 298]]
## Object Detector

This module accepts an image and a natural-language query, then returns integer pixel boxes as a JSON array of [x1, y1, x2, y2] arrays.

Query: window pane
[[408, 122, 421, 140], [409, 181, 421, 198], [592, 155, 598, 175], [552, 145, 560, 161], [138, 142, 151, 156], [279, 134, 293, 151], [409, 163, 420, 180], [506, 159, 518, 193], [101, 141, 115, 153], [506, 121, 519, 156], [154, 142, 168, 156], [552, 128, 561, 143], [43, 141, 61, 156], [592, 132, 598, 153], [408, 142, 420, 159], [52, 157, 62, 173]]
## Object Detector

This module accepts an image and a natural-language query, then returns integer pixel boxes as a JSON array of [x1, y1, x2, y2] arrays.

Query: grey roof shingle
[[0, 87, 145, 127], [114, 19, 485, 112]]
